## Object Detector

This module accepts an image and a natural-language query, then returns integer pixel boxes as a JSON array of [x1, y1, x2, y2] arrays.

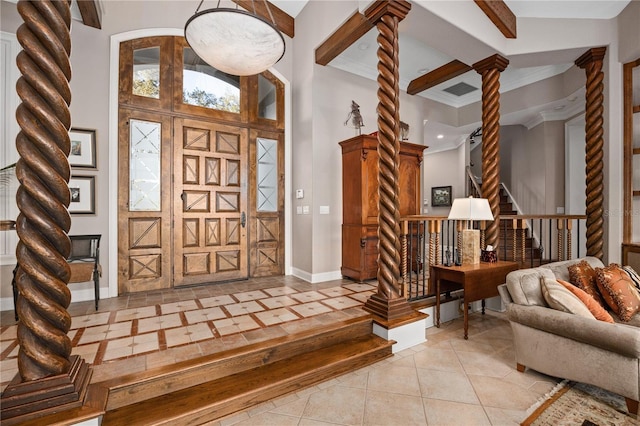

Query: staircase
[[496, 187, 544, 267], [96, 316, 392, 425]]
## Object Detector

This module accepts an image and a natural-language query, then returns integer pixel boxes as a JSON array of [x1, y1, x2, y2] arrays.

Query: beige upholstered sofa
[[498, 257, 640, 414]]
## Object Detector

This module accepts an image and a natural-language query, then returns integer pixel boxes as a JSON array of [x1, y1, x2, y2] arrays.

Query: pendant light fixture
[[185, 0, 285, 76]]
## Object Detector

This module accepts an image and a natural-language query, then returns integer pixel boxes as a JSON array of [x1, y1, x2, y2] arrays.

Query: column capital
[[473, 54, 509, 74], [365, 0, 411, 24], [575, 47, 607, 69]]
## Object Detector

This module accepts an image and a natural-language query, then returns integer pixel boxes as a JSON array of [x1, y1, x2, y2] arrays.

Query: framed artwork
[[431, 185, 452, 207], [68, 128, 96, 168], [68, 176, 95, 214]]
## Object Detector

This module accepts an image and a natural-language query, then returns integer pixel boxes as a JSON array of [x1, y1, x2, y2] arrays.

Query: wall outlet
[[319, 205, 330, 214], [296, 206, 303, 215], [302, 205, 310, 214]]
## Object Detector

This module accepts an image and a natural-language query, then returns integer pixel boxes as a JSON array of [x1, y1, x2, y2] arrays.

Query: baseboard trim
[[290, 268, 343, 284]]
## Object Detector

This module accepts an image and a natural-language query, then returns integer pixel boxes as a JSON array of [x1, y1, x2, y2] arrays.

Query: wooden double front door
[[118, 111, 283, 293]]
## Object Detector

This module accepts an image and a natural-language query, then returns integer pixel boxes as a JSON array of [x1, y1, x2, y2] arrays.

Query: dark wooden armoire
[[340, 134, 427, 281]]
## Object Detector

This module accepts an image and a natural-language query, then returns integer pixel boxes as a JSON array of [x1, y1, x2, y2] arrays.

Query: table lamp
[[447, 197, 494, 264]]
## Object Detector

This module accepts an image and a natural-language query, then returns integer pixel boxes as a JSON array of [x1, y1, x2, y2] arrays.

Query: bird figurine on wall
[[344, 100, 364, 135]]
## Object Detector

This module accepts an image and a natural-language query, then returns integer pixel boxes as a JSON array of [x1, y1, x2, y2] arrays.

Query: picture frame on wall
[[431, 185, 452, 207], [68, 128, 96, 168], [68, 176, 95, 214]]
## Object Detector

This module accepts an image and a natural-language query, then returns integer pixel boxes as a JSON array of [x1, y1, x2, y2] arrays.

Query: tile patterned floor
[[0, 275, 563, 425]]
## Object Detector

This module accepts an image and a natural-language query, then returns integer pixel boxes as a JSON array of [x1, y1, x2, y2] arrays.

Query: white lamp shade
[[447, 197, 494, 221], [185, 8, 285, 76]]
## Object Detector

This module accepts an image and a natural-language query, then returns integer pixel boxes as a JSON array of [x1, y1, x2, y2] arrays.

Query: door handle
[[241, 212, 246, 228]]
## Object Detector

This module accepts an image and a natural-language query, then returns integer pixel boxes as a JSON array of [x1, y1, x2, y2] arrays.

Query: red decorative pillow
[[568, 260, 607, 308], [557, 279, 614, 323], [595, 264, 640, 322]]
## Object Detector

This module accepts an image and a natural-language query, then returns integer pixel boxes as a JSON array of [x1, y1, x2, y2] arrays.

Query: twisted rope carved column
[[576, 47, 606, 260], [473, 55, 509, 251], [363, 0, 413, 320], [2, 1, 91, 422]]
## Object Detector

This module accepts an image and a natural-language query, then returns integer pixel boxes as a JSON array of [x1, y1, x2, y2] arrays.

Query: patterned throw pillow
[[595, 264, 640, 322], [541, 278, 595, 319], [568, 260, 607, 308], [623, 265, 640, 291], [556, 279, 614, 323]]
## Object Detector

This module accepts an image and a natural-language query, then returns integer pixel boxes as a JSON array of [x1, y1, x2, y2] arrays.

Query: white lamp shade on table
[[447, 197, 494, 265]]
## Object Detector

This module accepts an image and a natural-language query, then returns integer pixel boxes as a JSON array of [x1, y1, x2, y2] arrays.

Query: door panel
[[118, 109, 172, 293], [249, 129, 284, 276], [174, 118, 248, 286]]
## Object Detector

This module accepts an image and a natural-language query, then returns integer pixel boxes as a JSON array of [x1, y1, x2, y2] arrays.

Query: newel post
[[473, 54, 509, 252], [576, 47, 606, 260], [362, 0, 414, 321]]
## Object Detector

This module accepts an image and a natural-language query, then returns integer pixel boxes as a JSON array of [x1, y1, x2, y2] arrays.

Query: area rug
[[521, 380, 640, 426]]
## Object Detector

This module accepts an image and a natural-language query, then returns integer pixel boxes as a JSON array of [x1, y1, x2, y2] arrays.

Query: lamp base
[[461, 229, 480, 265]]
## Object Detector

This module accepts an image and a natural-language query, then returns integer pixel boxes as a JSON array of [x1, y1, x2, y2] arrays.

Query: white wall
[[423, 144, 465, 216]]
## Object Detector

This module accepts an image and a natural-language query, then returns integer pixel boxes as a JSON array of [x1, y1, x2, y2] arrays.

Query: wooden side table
[[431, 260, 519, 339]]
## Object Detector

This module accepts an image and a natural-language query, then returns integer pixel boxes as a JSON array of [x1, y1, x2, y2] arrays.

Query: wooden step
[[93, 316, 393, 425], [102, 332, 392, 425]]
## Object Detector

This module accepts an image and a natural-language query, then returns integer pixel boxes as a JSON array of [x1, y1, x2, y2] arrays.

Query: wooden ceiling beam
[[407, 60, 472, 95], [231, 0, 295, 38], [474, 0, 516, 39], [315, 11, 373, 66], [76, 0, 101, 29]]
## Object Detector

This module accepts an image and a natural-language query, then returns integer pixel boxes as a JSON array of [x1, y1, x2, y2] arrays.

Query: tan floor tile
[[423, 398, 491, 426], [347, 291, 373, 303], [468, 374, 544, 411], [262, 286, 298, 297], [102, 333, 159, 361], [455, 349, 514, 378], [200, 295, 236, 308], [290, 291, 327, 303], [0, 325, 17, 340], [254, 307, 299, 326], [160, 300, 199, 314], [72, 342, 99, 364], [233, 411, 299, 425], [364, 390, 427, 425], [224, 301, 265, 317], [269, 395, 309, 417], [115, 305, 157, 322], [185, 307, 227, 324], [71, 312, 111, 329], [214, 315, 260, 336], [413, 346, 464, 373], [137, 313, 182, 333], [367, 364, 422, 396], [301, 386, 366, 425], [416, 368, 480, 404], [483, 406, 526, 426], [165, 323, 214, 347], [343, 283, 377, 292], [290, 302, 332, 318], [317, 287, 353, 297], [259, 296, 298, 309], [233, 290, 269, 302], [320, 296, 361, 310]]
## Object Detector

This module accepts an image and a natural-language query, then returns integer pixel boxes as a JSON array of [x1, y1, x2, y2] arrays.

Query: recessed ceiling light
[[554, 105, 566, 111], [358, 42, 369, 50], [437, 134, 444, 139], [418, 68, 430, 75]]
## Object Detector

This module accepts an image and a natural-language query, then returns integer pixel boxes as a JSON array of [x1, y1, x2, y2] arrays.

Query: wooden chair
[[12, 234, 102, 320]]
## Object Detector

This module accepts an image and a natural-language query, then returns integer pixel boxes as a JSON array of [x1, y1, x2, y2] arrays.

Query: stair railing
[[400, 214, 588, 302], [465, 166, 482, 198]]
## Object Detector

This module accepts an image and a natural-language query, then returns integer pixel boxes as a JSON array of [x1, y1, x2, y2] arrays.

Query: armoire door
[[173, 118, 249, 286]]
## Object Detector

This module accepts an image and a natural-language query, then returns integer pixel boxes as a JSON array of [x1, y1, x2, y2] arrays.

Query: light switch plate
[[296, 206, 303, 215], [295, 189, 304, 199], [303, 205, 310, 214], [319, 205, 330, 214]]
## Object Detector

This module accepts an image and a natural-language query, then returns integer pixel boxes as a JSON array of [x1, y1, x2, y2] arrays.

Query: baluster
[[435, 220, 441, 266], [428, 220, 435, 268], [557, 219, 564, 261], [512, 219, 518, 261], [480, 220, 486, 249], [456, 221, 463, 263], [401, 221, 408, 296], [520, 219, 526, 263], [566, 219, 573, 260]]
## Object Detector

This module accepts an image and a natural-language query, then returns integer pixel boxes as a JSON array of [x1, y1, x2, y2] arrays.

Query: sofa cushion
[[541, 278, 595, 319], [557, 279, 614, 323], [506, 268, 556, 306], [596, 264, 640, 322], [541, 257, 605, 282], [568, 260, 607, 308]]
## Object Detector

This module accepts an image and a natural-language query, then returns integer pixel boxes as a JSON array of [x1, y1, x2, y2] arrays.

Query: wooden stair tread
[[103, 316, 374, 411], [102, 334, 392, 425]]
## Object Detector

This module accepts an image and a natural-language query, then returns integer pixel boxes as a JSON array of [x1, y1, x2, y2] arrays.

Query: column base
[[371, 311, 428, 353], [1, 355, 92, 425], [363, 293, 415, 320]]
